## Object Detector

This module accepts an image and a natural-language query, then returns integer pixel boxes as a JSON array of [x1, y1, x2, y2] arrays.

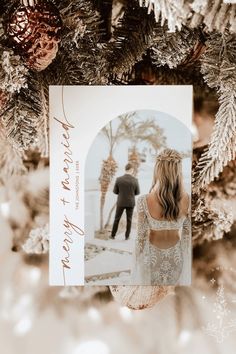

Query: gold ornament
[[110, 285, 173, 310]]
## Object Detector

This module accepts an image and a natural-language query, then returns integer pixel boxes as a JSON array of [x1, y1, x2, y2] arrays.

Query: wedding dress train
[[131, 195, 191, 286]]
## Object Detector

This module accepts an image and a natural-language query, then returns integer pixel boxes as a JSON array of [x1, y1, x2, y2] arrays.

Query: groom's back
[[113, 174, 140, 207]]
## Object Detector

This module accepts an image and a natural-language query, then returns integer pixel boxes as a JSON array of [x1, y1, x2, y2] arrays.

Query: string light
[[178, 330, 192, 346], [28, 267, 41, 286], [14, 316, 32, 336], [0, 202, 10, 218], [12, 294, 32, 319], [119, 306, 133, 322], [74, 340, 110, 354], [87, 307, 102, 323]]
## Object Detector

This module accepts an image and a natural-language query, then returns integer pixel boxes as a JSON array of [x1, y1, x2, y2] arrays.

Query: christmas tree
[[0, 0, 235, 309]]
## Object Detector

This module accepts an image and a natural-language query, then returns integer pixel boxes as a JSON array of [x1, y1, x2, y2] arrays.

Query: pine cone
[[5, 0, 62, 71]]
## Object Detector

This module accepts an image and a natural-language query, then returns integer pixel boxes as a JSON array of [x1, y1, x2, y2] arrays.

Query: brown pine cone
[[5, 0, 62, 71]]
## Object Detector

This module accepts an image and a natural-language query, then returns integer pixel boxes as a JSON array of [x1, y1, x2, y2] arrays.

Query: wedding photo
[[85, 110, 192, 285]]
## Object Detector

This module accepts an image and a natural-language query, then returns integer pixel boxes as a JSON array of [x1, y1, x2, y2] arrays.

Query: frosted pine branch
[[191, 0, 208, 13], [108, 2, 158, 76], [1, 99, 38, 150], [194, 90, 236, 190], [0, 51, 28, 93], [22, 224, 49, 254], [194, 32, 236, 191], [192, 192, 234, 244], [0, 127, 26, 182], [190, 0, 236, 33], [150, 26, 198, 68], [199, 33, 223, 88], [139, 0, 191, 32], [110, 3, 200, 77], [0, 74, 42, 150], [57, 0, 108, 84], [36, 82, 49, 157], [138, 0, 236, 33]]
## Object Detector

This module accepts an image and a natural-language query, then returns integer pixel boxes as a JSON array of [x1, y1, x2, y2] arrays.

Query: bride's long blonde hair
[[150, 149, 183, 221]]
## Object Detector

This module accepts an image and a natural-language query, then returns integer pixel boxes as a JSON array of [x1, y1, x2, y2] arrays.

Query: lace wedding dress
[[131, 195, 191, 286]]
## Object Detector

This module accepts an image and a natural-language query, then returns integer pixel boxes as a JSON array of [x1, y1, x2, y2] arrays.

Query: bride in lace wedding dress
[[131, 149, 191, 286]]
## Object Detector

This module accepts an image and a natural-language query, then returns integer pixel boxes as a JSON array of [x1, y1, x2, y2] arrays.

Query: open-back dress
[[131, 195, 191, 286]]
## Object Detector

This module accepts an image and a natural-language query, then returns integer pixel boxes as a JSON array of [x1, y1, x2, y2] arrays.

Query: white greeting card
[[49, 85, 193, 286]]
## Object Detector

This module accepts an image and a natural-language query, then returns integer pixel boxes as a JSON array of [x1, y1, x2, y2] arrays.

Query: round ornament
[[5, 0, 62, 71], [110, 285, 173, 310]]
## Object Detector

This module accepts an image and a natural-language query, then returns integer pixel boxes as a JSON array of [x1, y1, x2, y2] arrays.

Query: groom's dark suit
[[111, 173, 140, 239]]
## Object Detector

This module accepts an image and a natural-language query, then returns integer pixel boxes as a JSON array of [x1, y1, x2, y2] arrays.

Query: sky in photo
[[85, 109, 192, 183]]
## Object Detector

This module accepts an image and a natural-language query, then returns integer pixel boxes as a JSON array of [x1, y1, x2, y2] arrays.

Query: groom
[[111, 163, 140, 240]]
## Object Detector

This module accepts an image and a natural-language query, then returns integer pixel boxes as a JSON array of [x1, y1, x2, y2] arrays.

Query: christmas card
[[49, 85, 193, 286]]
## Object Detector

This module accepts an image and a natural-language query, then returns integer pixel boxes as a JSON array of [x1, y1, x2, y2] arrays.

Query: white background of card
[[49, 85, 193, 285]]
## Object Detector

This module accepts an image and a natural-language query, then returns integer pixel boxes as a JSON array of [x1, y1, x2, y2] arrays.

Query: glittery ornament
[[110, 285, 173, 310], [5, 0, 62, 71]]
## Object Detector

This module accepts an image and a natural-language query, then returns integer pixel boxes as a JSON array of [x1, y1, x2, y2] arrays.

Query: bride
[[131, 148, 191, 286]]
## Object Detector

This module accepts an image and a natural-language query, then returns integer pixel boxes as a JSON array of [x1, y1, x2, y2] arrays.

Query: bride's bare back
[[146, 192, 189, 249]]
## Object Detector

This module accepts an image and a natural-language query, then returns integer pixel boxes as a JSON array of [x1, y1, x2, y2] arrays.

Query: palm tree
[[104, 115, 167, 229], [99, 155, 118, 232], [128, 146, 140, 177], [99, 113, 136, 231], [127, 117, 167, 175]]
